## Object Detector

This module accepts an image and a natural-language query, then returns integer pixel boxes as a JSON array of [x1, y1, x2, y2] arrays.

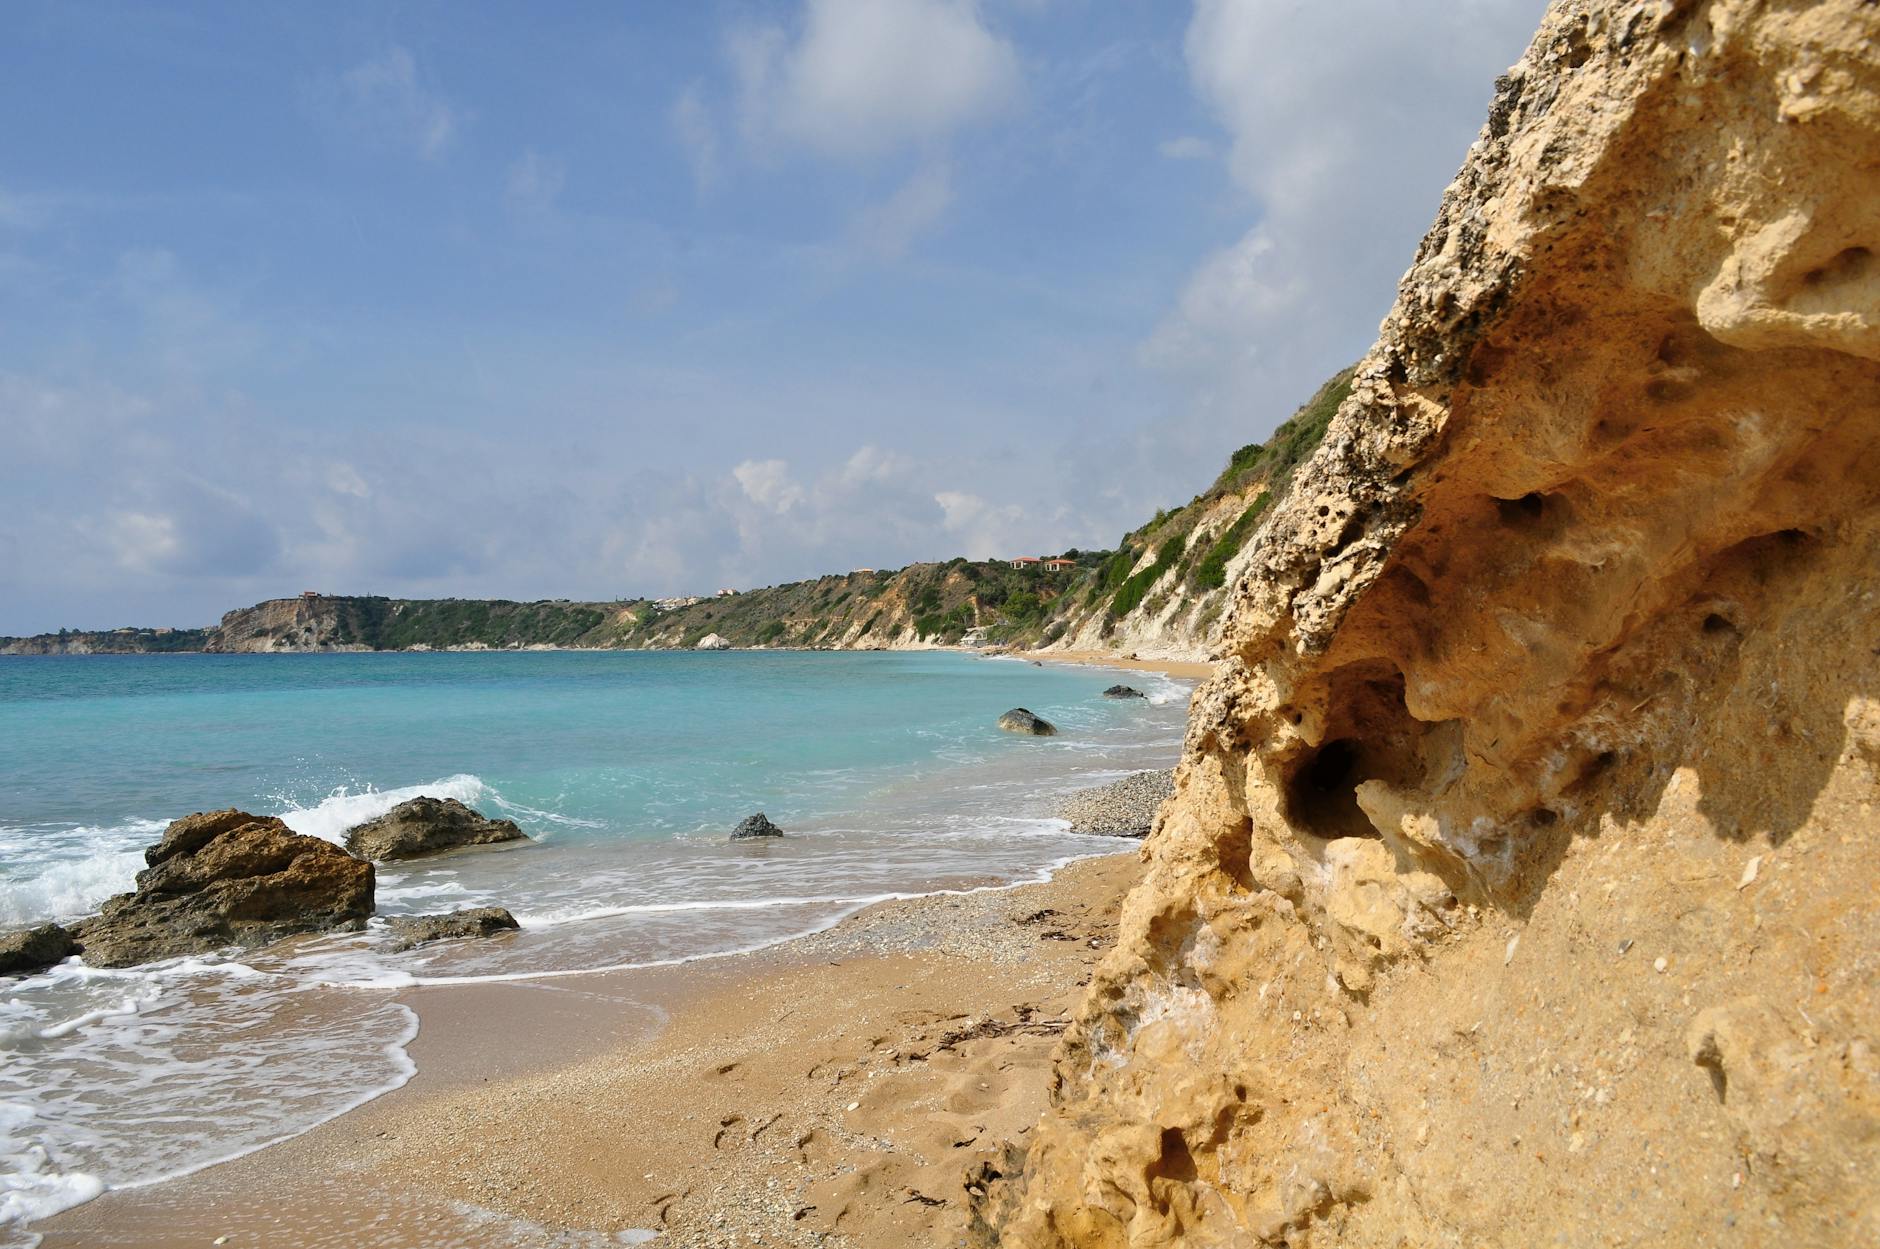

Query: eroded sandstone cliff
[[988, 2, 1880, 1245]]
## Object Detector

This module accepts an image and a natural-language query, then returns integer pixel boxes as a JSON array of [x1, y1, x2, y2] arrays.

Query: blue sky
[[0, 0, 1546, 634]]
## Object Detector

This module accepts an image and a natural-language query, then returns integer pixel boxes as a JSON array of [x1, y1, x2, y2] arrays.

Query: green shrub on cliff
[[1190, 493, 1273, 591]]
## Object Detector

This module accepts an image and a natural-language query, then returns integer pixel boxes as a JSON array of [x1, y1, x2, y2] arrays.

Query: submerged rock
[[1101, 684, 1146, 699], [73, 810, 374, 968], [1055, 770, 1174, 837], [343, 797, 528, 862], [0, 923, 78, 976], [997, 708, 1058, 737], [730, 812, 784, 840], [384, 906, 520, 951], [696, 633, 733, 651]]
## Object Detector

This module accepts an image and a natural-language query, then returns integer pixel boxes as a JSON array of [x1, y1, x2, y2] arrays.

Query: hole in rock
[[1284, 738, 1379, 840], [1151, 1128, 1198, 1183], [1494, 491, 1549, 526], [1702, 612, 1736, 635], [1275, 662, 1457, 845], [1802, 245, 1872, 287]]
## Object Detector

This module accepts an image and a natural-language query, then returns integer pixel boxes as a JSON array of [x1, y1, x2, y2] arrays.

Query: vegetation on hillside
[[2, 365, 1355, 657]]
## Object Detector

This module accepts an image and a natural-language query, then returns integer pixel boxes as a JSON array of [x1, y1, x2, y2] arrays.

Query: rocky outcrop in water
[[1101, 685, 1146, 700], [998, 709, 1058, 737], [74, 810, 375, 968], [730, 812, 784, 840], [989, 2, 1880, 1245], [0, 923, 78, 976], [696, 633, 733, 651], [385, 906, 520, 951], [344, 797, 528, 862]]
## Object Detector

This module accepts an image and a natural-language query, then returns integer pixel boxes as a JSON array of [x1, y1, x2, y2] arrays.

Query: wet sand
[[1013, 647, 1216, 681], [36, 853, 1138, 1248]]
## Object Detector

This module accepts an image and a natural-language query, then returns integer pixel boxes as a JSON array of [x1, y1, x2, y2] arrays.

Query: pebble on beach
[[1054, 770, 1175, 837]]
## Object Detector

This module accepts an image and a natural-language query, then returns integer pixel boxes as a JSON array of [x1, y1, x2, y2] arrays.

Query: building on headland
[[1010, 556, 1042, 569], [717, 588, 737, 597], [300, 590, 321, 599], [1044, 558, 1077, 571]]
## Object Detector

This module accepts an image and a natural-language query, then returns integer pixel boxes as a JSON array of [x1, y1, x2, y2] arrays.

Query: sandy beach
[[36, 852, 1140, 1248], [1010, 648, 1216, 681]]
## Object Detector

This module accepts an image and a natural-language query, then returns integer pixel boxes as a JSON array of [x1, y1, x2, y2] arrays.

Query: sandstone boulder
[[696, 633, 732, 651], [343, 797, 528, 862], [73, 810, 374, 968], [384, 906, 520, 951], [0, 923, 78, 976], [730, 812, 784, 840], [997, 708, 1057, 737]]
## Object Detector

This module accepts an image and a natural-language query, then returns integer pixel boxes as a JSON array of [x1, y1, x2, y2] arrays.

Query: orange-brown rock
[[74, 809, 375, 967], [988, 2, 1880, 1246]]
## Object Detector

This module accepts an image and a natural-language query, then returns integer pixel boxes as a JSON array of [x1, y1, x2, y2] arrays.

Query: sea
[[0, 649, 1191, 1244]]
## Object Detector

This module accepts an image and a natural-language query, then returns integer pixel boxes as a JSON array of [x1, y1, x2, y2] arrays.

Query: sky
[[0, 0, 1547, 635]]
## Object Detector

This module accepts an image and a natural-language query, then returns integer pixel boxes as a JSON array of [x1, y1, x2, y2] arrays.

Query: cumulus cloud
[[934, 490, 1031, 559], [733, 458, 807, 513], [732, 0, 1020, 159], [314, 46, 460, 161], [1146, 0, 1544, 386]]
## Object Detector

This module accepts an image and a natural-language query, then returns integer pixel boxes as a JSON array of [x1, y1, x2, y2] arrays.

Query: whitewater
[[0, 650, 1191, 1244]]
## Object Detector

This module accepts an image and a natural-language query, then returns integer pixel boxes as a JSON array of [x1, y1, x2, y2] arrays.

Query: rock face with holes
[[985, 3, 1880, 1246]]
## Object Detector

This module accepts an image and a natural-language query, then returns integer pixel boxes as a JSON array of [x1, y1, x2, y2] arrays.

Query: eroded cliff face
[[990, 3, 1880, 1246]]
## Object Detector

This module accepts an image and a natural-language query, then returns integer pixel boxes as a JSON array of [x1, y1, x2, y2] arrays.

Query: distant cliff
[[3, 377, 1345, 660]]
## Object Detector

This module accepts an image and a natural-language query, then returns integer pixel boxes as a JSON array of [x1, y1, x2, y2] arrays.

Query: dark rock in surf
[[998, 708, 1058, 737], [344, 796, 528, 862], [72, 809, 375, 968], [384, 906, 520, 951], [1102, 684, 1147, 699], [0, 923, 78, 976], [731, 812, 784, 840]]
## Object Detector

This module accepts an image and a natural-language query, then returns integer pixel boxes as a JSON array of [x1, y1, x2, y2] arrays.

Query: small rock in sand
[[384, 906, 520, 951]]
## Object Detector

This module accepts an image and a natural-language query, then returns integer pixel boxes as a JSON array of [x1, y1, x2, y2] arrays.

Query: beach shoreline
[[20, 648, 1191, 1248], [35, 851, 1140, 1248]]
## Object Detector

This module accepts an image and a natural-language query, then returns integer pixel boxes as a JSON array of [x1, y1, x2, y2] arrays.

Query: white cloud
[[505, 150, 566, 217], [733, 458, 806, 513], [321, 47, 460, 161], [733, 0, 1020, 159], [853, 162, 955, 259], [934, 489, 1030, 559], [1158, 135, 1214, 161], [670, 83, 721, 192], [1145, 0, 1544, 384]]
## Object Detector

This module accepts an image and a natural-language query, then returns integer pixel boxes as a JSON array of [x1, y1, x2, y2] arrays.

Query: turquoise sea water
[[0, 650, 1191, 1242]]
